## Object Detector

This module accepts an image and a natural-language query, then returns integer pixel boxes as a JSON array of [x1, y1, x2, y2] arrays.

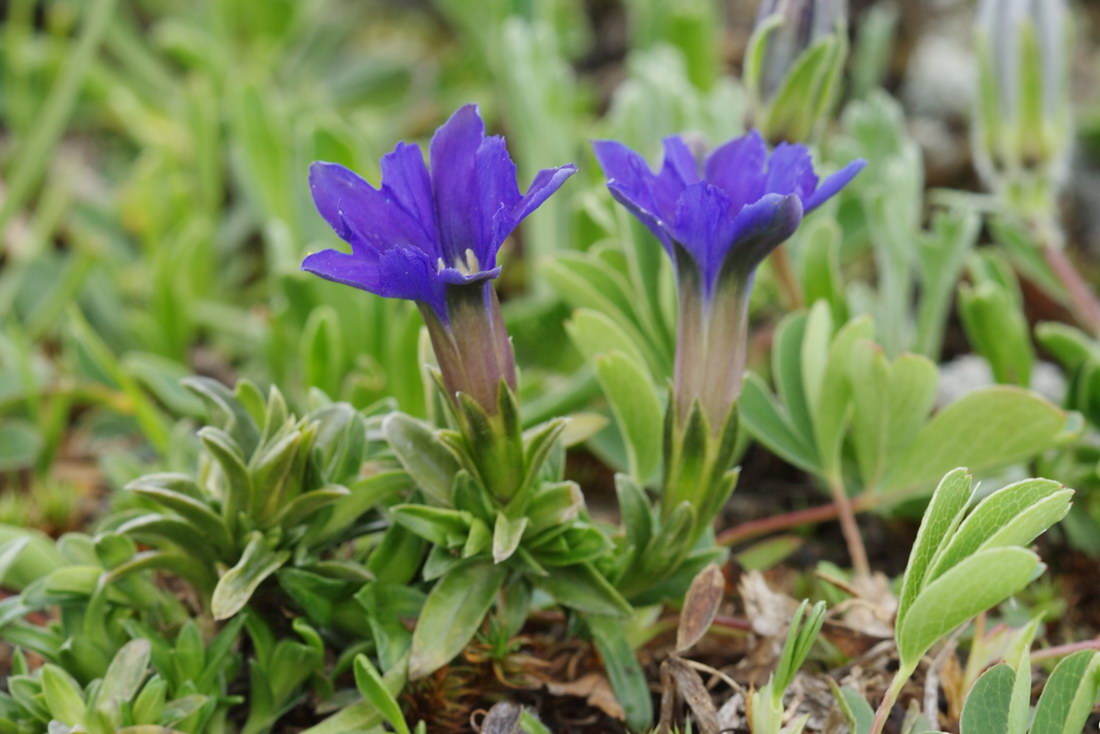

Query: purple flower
[[303, 104, 576, 322], [301, 104, 575, 414], [594, 131, 864, 432], [593, 131, 864, 298]]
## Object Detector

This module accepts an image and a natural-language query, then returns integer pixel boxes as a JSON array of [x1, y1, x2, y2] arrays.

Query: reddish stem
[[717, 493, 875, 547], [1031, 638, 1100, 662], [1041, 243, 1100, 336]]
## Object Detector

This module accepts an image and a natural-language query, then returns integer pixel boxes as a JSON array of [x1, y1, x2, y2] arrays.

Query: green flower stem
[[420, 284, 517, 418], [672, 261, 750, 431], [870, 664, 915, 734]]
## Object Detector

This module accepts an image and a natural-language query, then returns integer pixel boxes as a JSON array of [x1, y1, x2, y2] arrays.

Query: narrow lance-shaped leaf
[[409, 559, 507, 680], [211, 532, 290, 620]]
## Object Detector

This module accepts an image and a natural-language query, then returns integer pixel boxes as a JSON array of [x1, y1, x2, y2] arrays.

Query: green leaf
[[958, 280, 1034, 386], [131, 677, 167, 725], [925, 479, 1071, 582], [897, 468, 973, 627], [848, 345, 938, 489], [614, 474, 652, 569], [95, 640, 151, 721], [739, 372, 820, 472], [897, 547, 1039, 668], [880, 388, 1069, 500], [41, 664, 86, 725], [409, 559, 506, 680], [812, 316, 873, 478], [198, 427, 251, 526], [383, 414, 460, 505], [117, 515, 218, 562], [586, 614, 652, 732], [211, 532, 290, 620], [271, 485, 350, 529], [0, 538, 30, 587], [800, 301, 834, 416], [831, 683, 874, 734], [124, 480, 233, 557], [534, 562, 631, 617], [390, 505, 472, 548], [302, 306, 344, 398], [0, 419, 41, 471], [310, 470, 412, 546], [960, 664, 1014, 734], [1029, 651, 1100, 734], [771, 313, 814, 447], [353, 654, 409, 734], [565, 308, 647, 369], [593, 351, 663, 484], [492, 514, 527, 564], [526, 481, 583, 536]]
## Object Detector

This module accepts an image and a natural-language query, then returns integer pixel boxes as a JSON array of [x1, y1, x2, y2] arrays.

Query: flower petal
[[490, 163, 577, 252], [670, 182, 739, 288], [429, 104, 488, 265], [803, 158, 866, 213], [651, 136, 701, 222], [703, 130, 768, 214], [511, 164, 578, 224], [472, 134, 522, 263], [764, 143, 818, 201], [607, 181, 675, 254], [723, 192, 804, 278], [309, 161, 433, 256], [301, 248, 383, 291], [592, 139, 661, 214], [380, 142, 438, 246], [302, 247, 444, 313]]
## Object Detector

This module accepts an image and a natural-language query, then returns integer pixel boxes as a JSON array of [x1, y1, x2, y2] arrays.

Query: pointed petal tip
[[803, 157, 867, 212]]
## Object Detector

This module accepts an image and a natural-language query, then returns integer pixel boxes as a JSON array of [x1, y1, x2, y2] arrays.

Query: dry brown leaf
[[479, 702, 521, 733], [739, 570, 800, 637], [542, 672, 625, 720], [940, 650, 965, 721], [820, 619, 891, 658], [677, 564, 726, 653], [660, 657, 721, 734]]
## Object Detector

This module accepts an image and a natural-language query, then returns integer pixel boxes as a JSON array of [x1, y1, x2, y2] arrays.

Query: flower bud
[[745, 0, 849, 144], [974, 0, 1071, 214]]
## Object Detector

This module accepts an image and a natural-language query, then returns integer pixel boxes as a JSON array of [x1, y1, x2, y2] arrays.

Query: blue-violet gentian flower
[[594, 131, 864, 432], [302, 104, 576, 413]]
